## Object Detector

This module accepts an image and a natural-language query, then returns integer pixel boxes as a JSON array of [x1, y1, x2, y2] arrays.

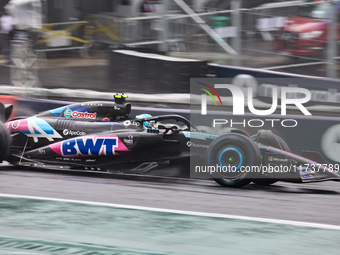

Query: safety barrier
[[87, 1, 338, 79], [86, 2, 304, 49], [211, 63, 340, 104], [86, 14, 124, 45], [86, 14, 184, 50], [165, 1, 307, 51], [109, 49, 209, 93], [35, 21, 92, 58], [85, 3, 301, 53], [249, 1, 303, 40]]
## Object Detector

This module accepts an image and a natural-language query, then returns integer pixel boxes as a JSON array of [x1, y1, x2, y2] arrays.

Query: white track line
[[1, 193, 340, 230]]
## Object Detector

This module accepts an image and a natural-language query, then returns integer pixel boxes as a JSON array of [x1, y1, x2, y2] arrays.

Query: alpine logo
[[5, 116, 62, 143], [64, 109, 97, 119], [62, 137, 118, 156]]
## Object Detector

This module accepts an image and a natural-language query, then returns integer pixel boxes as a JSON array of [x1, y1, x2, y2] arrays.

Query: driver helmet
[[135, 114, 157, 130]]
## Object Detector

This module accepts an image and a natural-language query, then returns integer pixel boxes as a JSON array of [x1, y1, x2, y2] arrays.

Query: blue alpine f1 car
[[0, 95, 339, 187]]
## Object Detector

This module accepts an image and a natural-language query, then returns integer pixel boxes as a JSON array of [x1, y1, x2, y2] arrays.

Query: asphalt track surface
[[1, 165, 340, 226]]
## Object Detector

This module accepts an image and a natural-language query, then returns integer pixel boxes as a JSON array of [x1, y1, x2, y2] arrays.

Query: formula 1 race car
[[0, 95, 339, 187]]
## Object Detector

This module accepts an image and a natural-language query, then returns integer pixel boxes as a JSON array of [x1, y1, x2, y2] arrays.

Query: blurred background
[[0, 0, 339, 92]]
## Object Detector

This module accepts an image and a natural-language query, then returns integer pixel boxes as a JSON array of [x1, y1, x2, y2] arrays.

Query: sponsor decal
[[123, 139, 133, 145], [38, 149, 46, 155], [124, 140, 133, 145], [64, 109, 97, 120], [61, 137, 117, 156], [64, 110, 72, 118], [123, 120, 140, 127], [81, 103, 103, 107], [5, 116, 62, 143], [123, 135, 134, 145], [299, 169, 313, 175], [289, 158, 298, 164], [186, 141, 209, 149], [301, 174, 316, 180], [268, 157, 289, 162], [49, 135, 129, 157], [63, 129, 87, 136]]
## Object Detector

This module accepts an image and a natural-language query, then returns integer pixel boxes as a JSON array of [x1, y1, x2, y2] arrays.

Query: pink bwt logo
[[49, 136, 129, 157]]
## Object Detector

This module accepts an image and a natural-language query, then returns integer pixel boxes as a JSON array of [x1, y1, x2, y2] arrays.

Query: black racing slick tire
[[206, 133, 261, 187], [0, 121, 11, 163], [251, 130, 290, 186]]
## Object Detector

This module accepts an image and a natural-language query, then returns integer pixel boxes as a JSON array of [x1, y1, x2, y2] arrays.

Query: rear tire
[[0, 121, 11, 163], [206, 133, 261, 187]]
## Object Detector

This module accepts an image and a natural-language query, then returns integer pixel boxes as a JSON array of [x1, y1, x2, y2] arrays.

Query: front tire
[[0, 121, 11, 163], [206, 133, 261, 187]]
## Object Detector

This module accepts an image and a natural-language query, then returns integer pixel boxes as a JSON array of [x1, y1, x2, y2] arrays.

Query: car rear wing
[[0, 102, 13, 123]]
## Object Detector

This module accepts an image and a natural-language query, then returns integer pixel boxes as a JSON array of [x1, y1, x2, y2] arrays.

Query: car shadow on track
[[2, 165, 339, 195]]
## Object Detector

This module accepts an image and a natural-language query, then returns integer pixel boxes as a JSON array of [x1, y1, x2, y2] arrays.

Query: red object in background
[[275, 1, 340, 56], [0, 95, 18, 120]]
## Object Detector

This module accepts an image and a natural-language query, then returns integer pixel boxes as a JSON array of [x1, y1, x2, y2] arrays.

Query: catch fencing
[[34, 21, 92, 58], [86, 0, 338, 78]]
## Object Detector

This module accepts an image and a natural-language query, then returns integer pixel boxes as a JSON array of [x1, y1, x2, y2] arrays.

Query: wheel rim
[[215, 146, 245, 179], [218, 147, 243, 170]]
